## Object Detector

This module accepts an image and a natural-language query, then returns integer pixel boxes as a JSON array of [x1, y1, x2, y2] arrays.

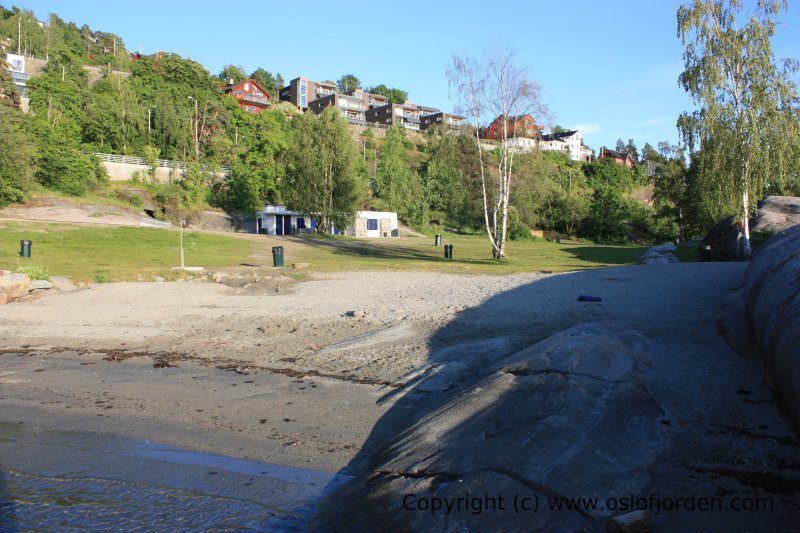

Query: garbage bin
[[555, 235, 561, 244], [19, 240, 31, 258], [444, 244, 453, 259], [434, 234, 442, 246], [699, 244, 712, 262], [272, 246, 284, 267]]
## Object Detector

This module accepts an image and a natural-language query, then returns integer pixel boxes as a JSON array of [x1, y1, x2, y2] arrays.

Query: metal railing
[[92, 152, 229, 174]]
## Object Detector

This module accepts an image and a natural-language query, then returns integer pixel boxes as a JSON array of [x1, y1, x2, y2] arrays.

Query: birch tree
[[448, 47, 548, 259], [677, 0, 799, 257]]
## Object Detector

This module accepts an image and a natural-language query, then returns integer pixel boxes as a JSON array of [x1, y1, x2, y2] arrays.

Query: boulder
[[743, 224, 800, 436], [701, 215, 745, 261], [0, 272, 30, 296], [51, 276, 77, 292], [643, 253, 678, 265], [0, 293, 14, 305], [649, 243, 677, 253], [750, 196, 800, 234], [314, 323, 668, 531], [702, 196, 800, 261], [29, 280, 53, 290]]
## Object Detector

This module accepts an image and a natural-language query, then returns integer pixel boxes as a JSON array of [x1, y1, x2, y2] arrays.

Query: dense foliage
[[4, 4, 796, 250]]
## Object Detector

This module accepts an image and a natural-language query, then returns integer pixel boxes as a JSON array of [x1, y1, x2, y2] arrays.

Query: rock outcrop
[[702, 196, 800, 261], [314, 323, 667, 531], [751, 196, 800, 233], [743, 224, 800, 436]]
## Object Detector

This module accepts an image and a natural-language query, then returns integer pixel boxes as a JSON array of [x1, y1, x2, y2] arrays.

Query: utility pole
[[17, 17, 21, 54]]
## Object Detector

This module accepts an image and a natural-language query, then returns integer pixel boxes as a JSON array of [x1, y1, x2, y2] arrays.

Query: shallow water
[[0, 424, 346, 531]]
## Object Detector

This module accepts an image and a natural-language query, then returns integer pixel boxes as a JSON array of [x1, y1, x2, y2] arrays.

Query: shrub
[[16, 264, 51, 281]]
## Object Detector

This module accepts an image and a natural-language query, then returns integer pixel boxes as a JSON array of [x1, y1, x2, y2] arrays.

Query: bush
[[16, 264, 51, 281]]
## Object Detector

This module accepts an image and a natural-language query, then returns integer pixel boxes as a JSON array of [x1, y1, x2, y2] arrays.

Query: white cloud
[[571, 123, 601, 135]]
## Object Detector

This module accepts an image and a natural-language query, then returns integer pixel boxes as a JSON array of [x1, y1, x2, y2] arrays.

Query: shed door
[[275, 215, 283, 235]]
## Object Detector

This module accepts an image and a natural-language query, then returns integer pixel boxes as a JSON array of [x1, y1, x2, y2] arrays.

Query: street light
[[187, 96, 199, 159], [148, 105, 157, 138]]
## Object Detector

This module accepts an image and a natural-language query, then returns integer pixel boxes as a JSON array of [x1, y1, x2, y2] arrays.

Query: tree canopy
[[677, 0, 800, 256]]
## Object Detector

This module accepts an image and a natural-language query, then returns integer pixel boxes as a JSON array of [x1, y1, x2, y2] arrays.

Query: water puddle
[[0, 424, 348, 531]]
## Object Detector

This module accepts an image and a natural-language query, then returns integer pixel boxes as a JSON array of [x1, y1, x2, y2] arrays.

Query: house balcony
[[233, 90, 270, 105]]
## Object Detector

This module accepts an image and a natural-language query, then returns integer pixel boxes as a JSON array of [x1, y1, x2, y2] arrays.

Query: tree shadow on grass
[[286, 236, 500, 267]]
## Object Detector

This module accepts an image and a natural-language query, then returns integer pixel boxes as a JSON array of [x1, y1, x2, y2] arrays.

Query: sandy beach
[[1, 263, 799, 530]]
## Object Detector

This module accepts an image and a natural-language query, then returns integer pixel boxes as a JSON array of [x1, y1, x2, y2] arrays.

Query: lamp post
[[147, 105, 157, 138], [187, 96, 199, 159]]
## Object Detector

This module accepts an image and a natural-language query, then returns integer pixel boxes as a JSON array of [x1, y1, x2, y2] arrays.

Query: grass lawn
[[285, 233, 649, 275], [1, 220, 650, 281], [0, 221, 251, 282]]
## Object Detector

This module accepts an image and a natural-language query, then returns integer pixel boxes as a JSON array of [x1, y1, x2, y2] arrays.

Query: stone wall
[[743, 224, 800, 435]]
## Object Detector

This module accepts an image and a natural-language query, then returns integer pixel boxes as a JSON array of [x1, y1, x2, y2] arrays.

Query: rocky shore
[[1, 264, 798, 530]]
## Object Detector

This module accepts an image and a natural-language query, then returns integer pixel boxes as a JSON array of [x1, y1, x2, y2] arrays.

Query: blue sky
[[11, 0, 800, 152]]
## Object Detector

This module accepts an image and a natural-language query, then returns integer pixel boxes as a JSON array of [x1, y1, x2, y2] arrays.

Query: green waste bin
[[272, 246, 284, 267], [19, 240, 31, 258], [444, 244, 453, 259]]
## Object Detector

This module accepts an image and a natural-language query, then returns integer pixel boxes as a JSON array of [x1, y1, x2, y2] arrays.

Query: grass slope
[[1, 221, 649, 281], [0, 221, 250, 282]]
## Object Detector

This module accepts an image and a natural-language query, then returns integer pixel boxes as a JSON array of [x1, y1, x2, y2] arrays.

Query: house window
[[367, 219, 378, 231]]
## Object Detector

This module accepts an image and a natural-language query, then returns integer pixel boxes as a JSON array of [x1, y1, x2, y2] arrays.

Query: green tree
[[337, 74, 361, 93], [375, 125, 426, 225], [283, 106, 362, 233], [651, 142, 689, 240], [0, 61, 33, 206], [367, 84, 408, 104], [249, 67, 277, 98], [583, 182, 629, 243], [219, 64, 247, 84], [143, 145, 160, 183], [213, 108, 291, 213], [677, 0, 799, 256]]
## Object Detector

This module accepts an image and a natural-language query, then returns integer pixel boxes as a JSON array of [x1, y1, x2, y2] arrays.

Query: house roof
[[601, 147, 631, 160], [541, 130, 578, 142], [220, 78, 271, 98]]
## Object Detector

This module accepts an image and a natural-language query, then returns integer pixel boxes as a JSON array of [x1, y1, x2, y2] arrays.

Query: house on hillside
[[420, 111, 466, 131], [279, 76, 336, 111], [220, 78, 271, 114], [485, 114, 542, 140], [365, 101, 441, 131], [539, 130, 593, 162], [309, 92, 368, 123], [599, 147, 634, 167]]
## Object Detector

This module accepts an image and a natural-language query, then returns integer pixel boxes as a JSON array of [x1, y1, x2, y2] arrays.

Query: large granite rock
[[0, 272, 30, 296], [743, 224, 800, 436], [751, 196, 800, 233], [314, 323, 668, 532], [702, 196, 800, 261], [701, 215, 744, 261]]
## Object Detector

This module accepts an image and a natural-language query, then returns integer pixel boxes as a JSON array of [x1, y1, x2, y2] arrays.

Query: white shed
[[349, 211, 399, 238]]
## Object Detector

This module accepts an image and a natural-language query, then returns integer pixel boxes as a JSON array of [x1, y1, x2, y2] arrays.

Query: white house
[[539, 130, 593, 162], [256, 205, 398, 237]]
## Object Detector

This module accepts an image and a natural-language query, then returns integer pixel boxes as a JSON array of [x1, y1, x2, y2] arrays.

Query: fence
[[92, 152, 229, 175]]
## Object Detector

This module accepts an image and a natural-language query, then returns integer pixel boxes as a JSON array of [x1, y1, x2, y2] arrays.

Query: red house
[[220, 79, 271, 113], [599, 147, 634, 168], [485, 114, 542, 140]]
